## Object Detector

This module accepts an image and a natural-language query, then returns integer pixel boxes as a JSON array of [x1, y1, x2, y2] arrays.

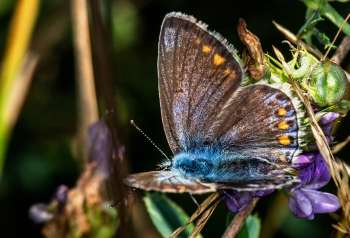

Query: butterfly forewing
[[158, 13, 243, 153], [124, 171, 216, 194]]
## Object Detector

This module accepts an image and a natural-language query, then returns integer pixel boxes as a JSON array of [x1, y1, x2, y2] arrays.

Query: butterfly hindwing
[[210, 83, 304, 165]]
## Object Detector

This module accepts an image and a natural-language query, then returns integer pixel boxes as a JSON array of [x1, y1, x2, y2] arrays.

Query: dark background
[[0, 0, 350, 237]]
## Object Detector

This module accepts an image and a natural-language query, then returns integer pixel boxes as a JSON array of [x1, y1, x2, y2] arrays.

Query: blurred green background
[[0, 0, 350, 237]]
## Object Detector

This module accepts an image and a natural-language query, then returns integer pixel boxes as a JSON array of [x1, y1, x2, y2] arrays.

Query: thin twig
[[331, 36, 350, 65], [273, 21, 324, 59], [71, 0, 99, 162], [222, 198, 259, 238], [323, 13, 350, 61]]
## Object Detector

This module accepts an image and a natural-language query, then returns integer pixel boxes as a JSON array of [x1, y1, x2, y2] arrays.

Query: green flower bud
[[303, 61, 348, 107]]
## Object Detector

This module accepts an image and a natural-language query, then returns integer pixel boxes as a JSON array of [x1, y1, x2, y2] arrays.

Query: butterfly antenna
[[109, 188, 137, 208], [130, 120, 170, 162], [322, 13, 350, 61]]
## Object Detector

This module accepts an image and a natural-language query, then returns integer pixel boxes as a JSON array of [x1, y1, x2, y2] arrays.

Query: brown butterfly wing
[[158, 12, 243, 154], [208, 83, 304, 165], [124, 171, 216, 194]]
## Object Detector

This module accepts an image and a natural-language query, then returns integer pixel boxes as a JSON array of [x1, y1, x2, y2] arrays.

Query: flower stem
[[222, 198, 259, 238]]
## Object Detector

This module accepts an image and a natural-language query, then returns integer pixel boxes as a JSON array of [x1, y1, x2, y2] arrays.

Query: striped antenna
[[130, 120, 170, 162]]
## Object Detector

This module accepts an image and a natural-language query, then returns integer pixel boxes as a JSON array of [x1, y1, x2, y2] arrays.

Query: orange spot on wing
[[202, 45, 212, 53], [271, 100, 278, 105], [278, 121, 289, 130], [163, 184, 172, 189], [195, 39, 201, 44], [278, 135, 291, 146], [224, 68, 236, 79], [213, 54, 225, 65], [277, 108, 287, 116], [229, 72, 236, 79], [176, 185, 186, 190], [279, 156, 287, 162]]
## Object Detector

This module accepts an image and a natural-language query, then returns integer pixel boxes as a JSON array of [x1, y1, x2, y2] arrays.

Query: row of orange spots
[[197, 40, 226, 66], [277, 106, 291, 146], [162, 184, 187, 190]]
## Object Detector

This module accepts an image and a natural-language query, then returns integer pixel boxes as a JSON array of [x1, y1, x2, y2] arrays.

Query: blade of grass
[[0, 0, 40, 181]]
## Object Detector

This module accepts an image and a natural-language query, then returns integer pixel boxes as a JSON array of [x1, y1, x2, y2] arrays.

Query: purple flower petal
[[301, 189, 341, 213], [322, 123, 334, 136], [29, 203, 54, 223], [316, 112, 339, 126], [299, 153, 331, 189], [53, 185, 68, 214], [288, 189, 313, 218], [88, 120, 113, 178], [54, 185, 68, 204], [312, 105, 319, 112], [306, 213, 315, 220], [221, 190, 252, 213], [292, 151, 317, 169], [252, 189, 275, 198]]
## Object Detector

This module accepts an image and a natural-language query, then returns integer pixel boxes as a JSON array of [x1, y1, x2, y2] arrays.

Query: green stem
[[302, 0, 350, 36]]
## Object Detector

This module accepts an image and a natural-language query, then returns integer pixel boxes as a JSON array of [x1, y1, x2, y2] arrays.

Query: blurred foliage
[[0, 0, 350, 237], [226, 213, 261, 238], [143, 192, 198, 238]]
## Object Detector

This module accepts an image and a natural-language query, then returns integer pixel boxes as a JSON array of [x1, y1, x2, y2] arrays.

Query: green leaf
[[226, 213, 261, 238], [245, 215, 261, 238], [313, 28, 335, 49], [297, 9, 324, 37], [143, 192, 198, 238]]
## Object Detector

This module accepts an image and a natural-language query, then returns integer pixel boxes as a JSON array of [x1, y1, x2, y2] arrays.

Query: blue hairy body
[[170, 146, 285, 183]]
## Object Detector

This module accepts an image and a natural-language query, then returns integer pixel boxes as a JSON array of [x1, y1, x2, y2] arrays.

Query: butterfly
[[124, 12, 305, 194]]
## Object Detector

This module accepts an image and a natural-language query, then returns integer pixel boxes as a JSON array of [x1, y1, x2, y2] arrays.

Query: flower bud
[[304, 61, 348, 106]]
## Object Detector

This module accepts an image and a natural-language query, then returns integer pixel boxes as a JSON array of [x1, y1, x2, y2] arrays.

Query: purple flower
[[54, 185, 68, 214], [315, 112, 339, 126], [285, 154, 340, 219], [89, 120, 113, 179], [252, 189, 275, 198], [221, 190, 252, 213], [293, 111, 338, 167], [29, 203, 54, 223], [221, 189, 274, 213], [292, 151, 318, 169], [29, 184, 69, 223]]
